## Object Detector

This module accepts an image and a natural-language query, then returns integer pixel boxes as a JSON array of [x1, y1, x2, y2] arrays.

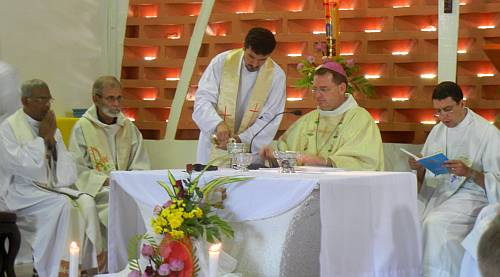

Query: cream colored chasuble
[[78, 105, 134, 179], [210, 48, 275, 161]]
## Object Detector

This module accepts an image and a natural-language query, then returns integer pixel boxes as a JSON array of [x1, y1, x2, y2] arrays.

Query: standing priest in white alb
[[192, 27, 286, 164], [0, 79, 104, 276], [408, 81, 500, 277]]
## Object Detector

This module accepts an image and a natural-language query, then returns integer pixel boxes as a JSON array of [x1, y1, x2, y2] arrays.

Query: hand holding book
[[401, 148, 449, 175], [442, 160, 470, 177]]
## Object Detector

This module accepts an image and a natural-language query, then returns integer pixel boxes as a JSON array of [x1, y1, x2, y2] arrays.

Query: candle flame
[[209, 243, 222, 252], [70, 241, 79, 249]]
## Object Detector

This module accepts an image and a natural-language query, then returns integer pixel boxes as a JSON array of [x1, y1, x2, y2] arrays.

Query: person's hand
[[443, 160, 470, 176], [297, 153, 329, 166], [39, 110, 56, 147], [215, 122, 230, 150], [408, 157, 423, 171], [259, 145, 275, 160]]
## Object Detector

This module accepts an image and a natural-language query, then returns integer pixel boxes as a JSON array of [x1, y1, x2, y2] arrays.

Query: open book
[[400, 148, 449, 175]]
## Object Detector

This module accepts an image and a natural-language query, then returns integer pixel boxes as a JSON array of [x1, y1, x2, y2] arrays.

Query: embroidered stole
[[79, 106, 133, 174], [210, 48, 274, 161]]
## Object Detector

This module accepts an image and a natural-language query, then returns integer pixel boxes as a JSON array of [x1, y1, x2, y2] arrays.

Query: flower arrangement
[[295, 41, 374, 96], [127, 164, 251, 276]]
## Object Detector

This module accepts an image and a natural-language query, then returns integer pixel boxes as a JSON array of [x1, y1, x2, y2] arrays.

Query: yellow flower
[[167, 212, 184, 229], [193, 207, 203, 218], [169, 229, 185, 239], [183, 212, 194, 219], [153, 225, 163, 234]]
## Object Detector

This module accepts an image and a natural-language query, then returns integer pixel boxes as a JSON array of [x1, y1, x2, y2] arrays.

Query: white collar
[[318, 94, 358, 117]]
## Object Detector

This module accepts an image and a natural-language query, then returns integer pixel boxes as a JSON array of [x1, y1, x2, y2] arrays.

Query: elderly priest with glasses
[[69, 76, 150, 235], [260, 61, 384, 170], [408, 81, 500, 277], [0, 79, 104, 276]]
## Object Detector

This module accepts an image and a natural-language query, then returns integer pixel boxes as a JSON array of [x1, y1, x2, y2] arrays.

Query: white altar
[[108, 168, 422, 277]]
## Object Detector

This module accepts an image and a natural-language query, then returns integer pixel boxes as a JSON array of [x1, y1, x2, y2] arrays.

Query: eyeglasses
[[96, 94, 123, 102], [433, 104, 457, 117], [29, 96, 54, 104], [311, 87, 333, 94]]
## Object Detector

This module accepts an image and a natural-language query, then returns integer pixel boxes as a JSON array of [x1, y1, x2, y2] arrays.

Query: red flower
[[186, 164, 193, 174]]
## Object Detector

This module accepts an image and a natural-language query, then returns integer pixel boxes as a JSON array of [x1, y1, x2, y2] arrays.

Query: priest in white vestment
[[459, 203, 499, 277], [69, 76, 150, 230], [0, 61, 21, 123], [192, 27, 286, 164], [0, 79, 103, 276], [408, 81, 500, 277], [260, 62, 384, 170]]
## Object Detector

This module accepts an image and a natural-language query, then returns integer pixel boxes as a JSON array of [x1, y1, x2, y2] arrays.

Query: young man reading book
[[408, 81, 500, 277]]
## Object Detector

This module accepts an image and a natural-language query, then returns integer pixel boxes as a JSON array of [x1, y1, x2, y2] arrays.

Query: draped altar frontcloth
[[108, 169, 421, 277]]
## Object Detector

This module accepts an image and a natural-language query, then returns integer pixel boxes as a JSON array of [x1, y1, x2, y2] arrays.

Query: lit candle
[[69, 242, 79, 277], [208, 243, 222, 277]]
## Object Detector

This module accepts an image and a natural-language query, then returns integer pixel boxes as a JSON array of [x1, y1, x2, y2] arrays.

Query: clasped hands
[[38, 110, 57, 150]]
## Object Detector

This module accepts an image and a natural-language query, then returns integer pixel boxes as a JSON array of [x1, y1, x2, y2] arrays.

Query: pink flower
[[160, 243, 172, 258], [128, 270, 141, 277], [169, 259, 185, 271], [306, 55, 315, 64], [163, 200, 173, 208], [296, 63, 305, 71], [313, 41, 327, 54], [346, 58, 355, 68], [141, 244, 154, 257], [158, 263, 171, 276], [153, 205, 162, 215]]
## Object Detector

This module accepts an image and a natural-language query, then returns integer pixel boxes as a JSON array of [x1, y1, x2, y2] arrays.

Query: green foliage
[[294, 55, 374, 97], [127, 233, 158, 272]]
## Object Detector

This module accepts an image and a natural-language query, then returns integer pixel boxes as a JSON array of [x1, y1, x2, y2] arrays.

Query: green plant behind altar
[[295, 42, 374, 97]]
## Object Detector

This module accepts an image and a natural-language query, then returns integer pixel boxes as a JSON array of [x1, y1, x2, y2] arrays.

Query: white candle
[[69, 241, 79, 277], [208, 243, 221, 277]]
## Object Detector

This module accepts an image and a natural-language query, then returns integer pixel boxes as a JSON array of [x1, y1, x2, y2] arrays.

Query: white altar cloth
[[108, 169, 421, 277]]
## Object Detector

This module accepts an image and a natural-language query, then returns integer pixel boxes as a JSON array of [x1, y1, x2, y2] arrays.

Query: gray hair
[[21, 79, 49, 98], [92, 76, 121, 96], [478, 215, 500, 277]]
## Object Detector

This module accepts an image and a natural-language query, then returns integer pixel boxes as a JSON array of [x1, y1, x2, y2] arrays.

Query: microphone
[[248, 109, 302, 153]]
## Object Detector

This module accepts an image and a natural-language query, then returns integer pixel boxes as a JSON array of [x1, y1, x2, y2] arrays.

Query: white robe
[[192, 50, 286, 164], [0, 61, 21, 123], [0, 111, 102, 276], [419, 109, 500, 277], [459, 203, 500, 277]]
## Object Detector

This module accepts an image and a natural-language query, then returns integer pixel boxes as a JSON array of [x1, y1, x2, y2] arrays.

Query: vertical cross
[[248, 104, 260, 114], [219, 106, 231, 121]]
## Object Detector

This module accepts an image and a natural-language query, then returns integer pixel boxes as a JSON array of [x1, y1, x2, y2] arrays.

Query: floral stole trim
[[79, 115, 133, 174]]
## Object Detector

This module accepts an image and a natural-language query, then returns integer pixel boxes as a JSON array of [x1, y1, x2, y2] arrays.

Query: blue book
[[400, 148, 449, 175]]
